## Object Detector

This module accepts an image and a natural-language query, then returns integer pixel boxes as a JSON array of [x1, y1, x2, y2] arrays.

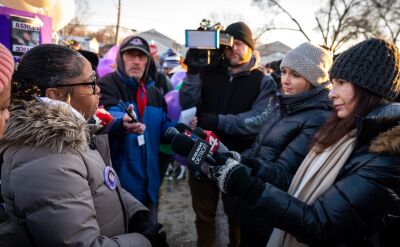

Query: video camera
[[185, 19, 233, 68]]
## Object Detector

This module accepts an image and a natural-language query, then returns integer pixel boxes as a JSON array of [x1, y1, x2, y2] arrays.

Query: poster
[[10, 15, 41, 58]]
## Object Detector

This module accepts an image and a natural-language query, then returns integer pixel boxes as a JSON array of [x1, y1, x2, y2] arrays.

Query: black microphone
[[171, 133, 218, 167], [164, 127, 180, 142], [192, 127, 229, 153], [192, 127, 207, 139], [175, 123, 193, 134]]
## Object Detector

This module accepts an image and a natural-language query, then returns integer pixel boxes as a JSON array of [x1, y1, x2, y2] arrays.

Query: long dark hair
[[312, 84, 387, 153], [12, 44, 85, 101]]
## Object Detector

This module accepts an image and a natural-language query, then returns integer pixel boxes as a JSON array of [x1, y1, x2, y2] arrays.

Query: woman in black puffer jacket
[[239, 42, 333, 246], [210, 38, 400, 247]]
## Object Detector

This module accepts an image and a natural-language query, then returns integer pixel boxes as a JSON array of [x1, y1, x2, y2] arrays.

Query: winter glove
[[198, 113, 218, 131], [140, 223, 169, 247], [209, 158, 264, 202], [129, 211, 169, 247], [241, 157, 262, 176], [228, 151, 241, 162], [184, 48, 203, 74]]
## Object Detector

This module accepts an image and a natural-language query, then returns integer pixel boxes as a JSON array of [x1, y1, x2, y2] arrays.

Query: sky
[[85, 0, 323, 49]]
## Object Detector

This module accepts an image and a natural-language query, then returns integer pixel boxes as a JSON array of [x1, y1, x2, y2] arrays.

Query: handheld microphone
[[164, 127, 180, 142], [175, 123, 195, 138], [171, 133, 218, 167], [192, 127, 229, 153]]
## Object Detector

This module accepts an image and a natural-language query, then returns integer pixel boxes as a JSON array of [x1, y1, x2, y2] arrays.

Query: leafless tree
[[366, 0, 400, 44], [59, 0, 91, 39], [90, 26, 116, 45], [253, 0, 400, 53], [314, 0, 368, 51]]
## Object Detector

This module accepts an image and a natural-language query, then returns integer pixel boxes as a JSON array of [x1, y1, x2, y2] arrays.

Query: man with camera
[[179, 21, 276, 247]]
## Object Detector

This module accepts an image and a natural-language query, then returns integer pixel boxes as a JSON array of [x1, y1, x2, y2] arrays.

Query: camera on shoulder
[[185, 19, 233, 68]]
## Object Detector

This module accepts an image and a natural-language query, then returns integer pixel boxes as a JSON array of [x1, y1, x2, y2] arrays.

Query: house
[[137, 29, 184, 56], [256, 41, 291, 65]]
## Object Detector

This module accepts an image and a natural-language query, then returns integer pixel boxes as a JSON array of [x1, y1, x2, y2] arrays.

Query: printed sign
[[10, 15, 40, 58]]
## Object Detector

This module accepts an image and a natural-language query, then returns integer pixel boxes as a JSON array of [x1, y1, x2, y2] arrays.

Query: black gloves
[[209, 158, 264, 202], [241, 157, 262, 176], [140, 223, 169, 247], [184, 49, 203, 74], [129, 211, 169, 247], [198, 113, 218, 130]]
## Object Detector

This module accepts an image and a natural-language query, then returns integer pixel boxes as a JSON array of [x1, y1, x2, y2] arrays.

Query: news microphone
[[192, 127, 229, 153], [175, 123, 194, 137], [171, 133, 218, 167], [164, 127, 180, 142]]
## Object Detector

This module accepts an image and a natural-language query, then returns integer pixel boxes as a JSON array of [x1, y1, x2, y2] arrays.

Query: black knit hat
[[225, 22, 254, 50], [329, 38, 400, 101]]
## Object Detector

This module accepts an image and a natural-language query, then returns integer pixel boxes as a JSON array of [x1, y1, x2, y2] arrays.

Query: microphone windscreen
[[176, 123, 192, 133], [171, 133, 195, 156], [164, 127, 179, 142], [192, 127, 206, 139]]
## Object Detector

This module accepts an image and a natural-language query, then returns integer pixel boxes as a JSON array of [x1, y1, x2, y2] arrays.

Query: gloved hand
[[184, 48, 203, 74], [141, 223, 169, 247], [228, 151, 241, 162], [209, 158, 264, 202], [241, 157, 261, 176], [129, 211, 169, 247], [198, 113, 218, 131]]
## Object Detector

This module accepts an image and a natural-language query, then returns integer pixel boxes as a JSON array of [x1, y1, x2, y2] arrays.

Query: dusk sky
[[86, 0, 323, 49]]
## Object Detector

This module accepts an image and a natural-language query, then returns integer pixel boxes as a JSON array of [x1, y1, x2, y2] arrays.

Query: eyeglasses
[[53, 71, 97, 95]]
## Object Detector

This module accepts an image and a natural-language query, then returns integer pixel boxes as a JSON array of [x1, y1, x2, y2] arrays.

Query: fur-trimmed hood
[[362, 103, 400, 155], [1, 99, 89, 153]]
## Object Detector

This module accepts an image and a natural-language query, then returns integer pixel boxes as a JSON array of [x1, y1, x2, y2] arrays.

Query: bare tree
[[59, 0, 91, 39], [253, 0, 311, 42], [314, 0, 369, 51], [90, 26, 116, 45], [367, 0, 400, 44], [253, 0, 400, 53]]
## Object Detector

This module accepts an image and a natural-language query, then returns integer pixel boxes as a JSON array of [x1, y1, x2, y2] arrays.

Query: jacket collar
[[356, 103, 400, 154], [1, 99, 89, 153], [277, 84, 332, 115]]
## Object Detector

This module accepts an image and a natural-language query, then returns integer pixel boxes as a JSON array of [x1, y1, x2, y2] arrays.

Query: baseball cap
[[120, 36, 150, 56]]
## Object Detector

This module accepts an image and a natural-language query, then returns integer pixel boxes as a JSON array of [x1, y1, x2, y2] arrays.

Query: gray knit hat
[[280, 42, 333, 87], [329, 38, 400, 101]]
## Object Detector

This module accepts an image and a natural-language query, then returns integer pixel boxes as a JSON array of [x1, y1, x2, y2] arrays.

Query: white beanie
[[280, 42, 332, 87]]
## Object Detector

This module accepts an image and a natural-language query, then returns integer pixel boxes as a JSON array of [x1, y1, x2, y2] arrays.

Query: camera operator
[[179, 21, 276, 247]]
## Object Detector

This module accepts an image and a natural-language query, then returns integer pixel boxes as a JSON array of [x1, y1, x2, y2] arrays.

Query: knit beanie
[[225, 22, 254, 50], [329, 38, 400, 101], [0, 43, 14, 94], [280, 42, 333, 87]]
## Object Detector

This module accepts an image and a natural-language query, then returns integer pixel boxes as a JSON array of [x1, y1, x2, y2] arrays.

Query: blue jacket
[[98, 71, 171, 204]]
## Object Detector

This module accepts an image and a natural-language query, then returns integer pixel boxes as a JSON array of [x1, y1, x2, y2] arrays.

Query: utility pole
[[115, 0, 121, 44]]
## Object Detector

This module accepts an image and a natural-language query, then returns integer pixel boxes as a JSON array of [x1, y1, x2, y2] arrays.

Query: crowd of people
[[0, 20, 399, 247]]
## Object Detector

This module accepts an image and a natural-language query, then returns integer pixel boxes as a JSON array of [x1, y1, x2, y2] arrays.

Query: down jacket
[[250, 103, 400, 246], [0, 100, 151, 247], [241, 85, 332, 190]]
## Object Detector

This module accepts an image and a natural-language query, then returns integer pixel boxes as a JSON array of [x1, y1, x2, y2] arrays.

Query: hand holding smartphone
[[119, 100, 137, 123]]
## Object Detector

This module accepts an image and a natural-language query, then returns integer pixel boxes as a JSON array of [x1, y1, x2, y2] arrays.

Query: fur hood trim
[[369, 124, 400, 155], [1, 100, 89, 153]]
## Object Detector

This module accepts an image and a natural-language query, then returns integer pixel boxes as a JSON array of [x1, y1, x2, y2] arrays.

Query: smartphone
[[118, 100, 137, 123]]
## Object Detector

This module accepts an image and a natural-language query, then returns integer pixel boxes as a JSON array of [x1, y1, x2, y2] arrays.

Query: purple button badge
[[103, 166, 117, 190]]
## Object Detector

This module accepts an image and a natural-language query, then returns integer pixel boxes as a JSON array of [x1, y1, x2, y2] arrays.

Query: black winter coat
[[241, 85, 332, 190], [249, 103, 400, 246]]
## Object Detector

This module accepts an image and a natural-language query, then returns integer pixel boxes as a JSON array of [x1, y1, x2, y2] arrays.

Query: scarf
[[136, 80, 147, 120], [267, 129, 357, 247]]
